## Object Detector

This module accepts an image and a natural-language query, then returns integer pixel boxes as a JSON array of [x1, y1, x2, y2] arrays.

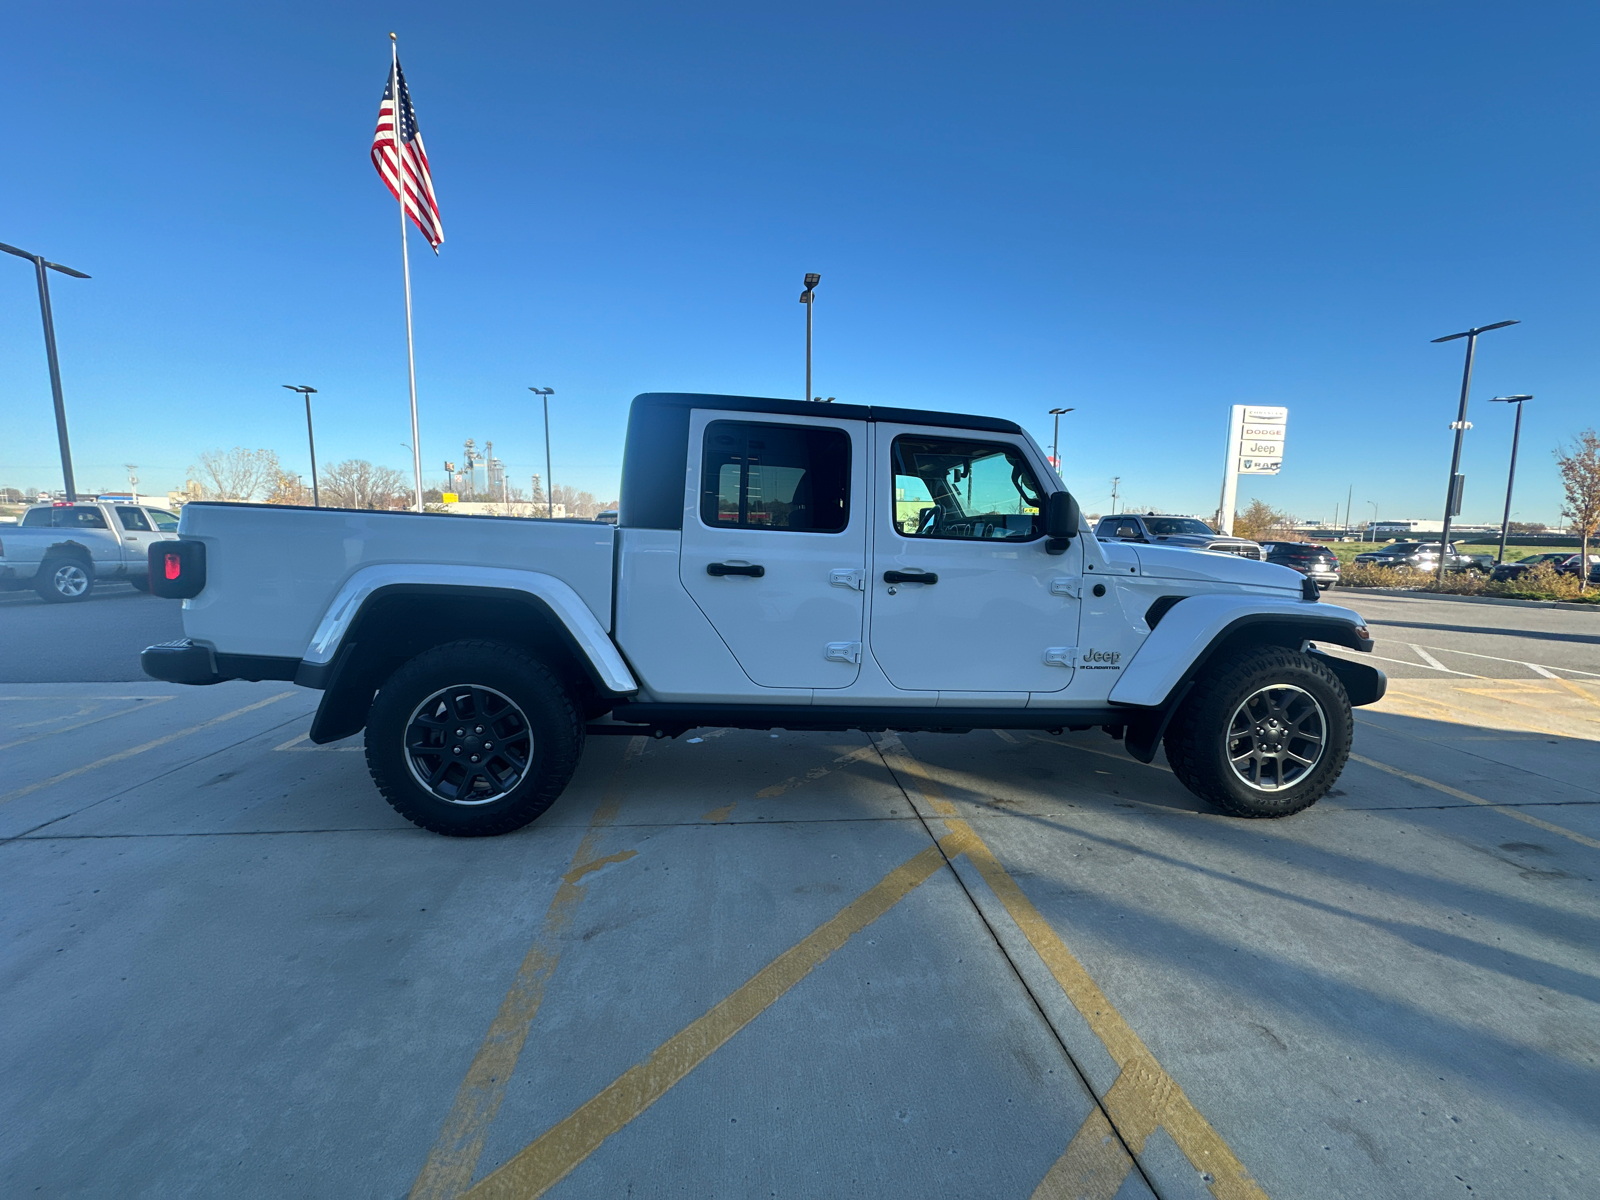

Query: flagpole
[[391, 33, 424, 512]]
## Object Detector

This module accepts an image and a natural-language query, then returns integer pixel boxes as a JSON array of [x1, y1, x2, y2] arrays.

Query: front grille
[[1209, 543, 1263, 560]]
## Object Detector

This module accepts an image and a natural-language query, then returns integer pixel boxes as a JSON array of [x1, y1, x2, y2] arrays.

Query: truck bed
[[177, 503, 617, 659]]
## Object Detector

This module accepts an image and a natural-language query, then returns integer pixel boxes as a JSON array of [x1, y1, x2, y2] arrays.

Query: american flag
[[371, 59, 444, 251]]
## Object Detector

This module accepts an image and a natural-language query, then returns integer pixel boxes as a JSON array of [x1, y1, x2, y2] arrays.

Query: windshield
[[1144, 518, 1215, 536]]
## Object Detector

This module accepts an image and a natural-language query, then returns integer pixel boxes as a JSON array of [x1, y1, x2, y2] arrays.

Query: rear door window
[[116, 507, 152, 531], [700, 420, 850, 533], [58, 507, 108, 528]]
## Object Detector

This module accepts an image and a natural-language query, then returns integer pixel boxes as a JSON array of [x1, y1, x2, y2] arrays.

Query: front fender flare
[[1109, 593, 1373, 710]]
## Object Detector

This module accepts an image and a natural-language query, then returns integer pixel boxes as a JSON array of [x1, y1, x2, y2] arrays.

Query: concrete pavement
[[2, 662, 1596, 1197]]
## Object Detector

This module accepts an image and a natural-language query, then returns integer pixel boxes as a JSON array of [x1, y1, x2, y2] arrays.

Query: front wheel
[[36, 558, 93, 603], [1163, 645, 1351, 817], [365, 640, 584, 836]]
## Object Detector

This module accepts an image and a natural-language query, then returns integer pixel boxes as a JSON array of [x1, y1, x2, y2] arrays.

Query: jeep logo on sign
[[1083, 649, 1121, 665]]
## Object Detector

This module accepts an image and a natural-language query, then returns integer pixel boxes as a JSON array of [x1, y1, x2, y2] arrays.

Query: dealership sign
[[1235, 405, 1287, 475], [1217, 404, 1289, 533]]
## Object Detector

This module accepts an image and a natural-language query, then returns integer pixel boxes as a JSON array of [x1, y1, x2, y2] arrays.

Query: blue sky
[[2, 2, 1594, 525]]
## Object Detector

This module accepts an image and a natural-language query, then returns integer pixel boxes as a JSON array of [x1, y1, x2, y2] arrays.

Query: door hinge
[[1049, 576, 1082, 599], [825, 641, 863, 664], [829, 568, 866, 590], [1043, 646, 1077, 667]]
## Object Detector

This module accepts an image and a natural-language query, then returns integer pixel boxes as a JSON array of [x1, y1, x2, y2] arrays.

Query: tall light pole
[[799, 273, 820, 401], [281, 385, 320, 506], [1, 240, 90, 501], [1367, 501, 1378, 539], [529, 387, 555, 517], [1431, 319, 1518, 582], [1048, 408, 1074, 471], [1489, 394, 1533, 564]]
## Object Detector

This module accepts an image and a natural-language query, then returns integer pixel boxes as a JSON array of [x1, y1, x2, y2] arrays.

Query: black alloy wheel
[[1224, 684, 1326, 791], [366, 640, 584, 836], [404, 684, 533, 804]]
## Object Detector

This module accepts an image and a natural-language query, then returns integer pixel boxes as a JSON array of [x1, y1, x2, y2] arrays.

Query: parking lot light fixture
[[1430, 320, 1519, 582], [1, 240, 90, 501], [800, 273, 821, 402], [1048, 408, 1074, 470], [1489, 394, 1533, 565], [529, 387, 555, 517], [282, 386, 320, 506]]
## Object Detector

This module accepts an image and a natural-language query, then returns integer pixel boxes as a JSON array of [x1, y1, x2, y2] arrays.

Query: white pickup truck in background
[[142, 392, 1384, 836], [1, 500, 179, 602]]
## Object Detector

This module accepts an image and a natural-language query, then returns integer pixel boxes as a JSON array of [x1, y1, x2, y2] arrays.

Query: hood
[[1129, 543, 1304, 590]]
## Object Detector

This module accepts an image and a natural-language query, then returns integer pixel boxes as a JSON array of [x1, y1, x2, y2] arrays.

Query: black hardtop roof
[[631, 392, 1024, 436]]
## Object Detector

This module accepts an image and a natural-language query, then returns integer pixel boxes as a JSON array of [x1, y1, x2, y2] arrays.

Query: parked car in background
[[1092, 513, 1265, 560], [1352, 541, 1478, 573], [1260, 541, 1341, 589], [0, 500, 179, 601], [1555, 554, 1600, 578], [1489, 552, 1571, 582]]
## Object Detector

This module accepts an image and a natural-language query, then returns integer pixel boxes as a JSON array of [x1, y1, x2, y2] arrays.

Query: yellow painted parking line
[[754, 743, 880, 798], [0, 695, 174, 751], [878, 740, 1269, 1200], [0, 692, 293, 808], [1350, 754, 1600, 850], [460, 836, 961, 1200], [410, 739, 646, 1200], [1030, 1107, 1134, 1200]]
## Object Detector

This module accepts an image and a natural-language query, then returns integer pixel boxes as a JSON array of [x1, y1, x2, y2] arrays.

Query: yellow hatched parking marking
[[878, 740, 1268, 1200], [459, 836, 960, 1199], [410, 739, 646, 1200]]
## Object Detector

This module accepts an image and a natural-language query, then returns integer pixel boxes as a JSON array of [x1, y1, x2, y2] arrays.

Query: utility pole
[[1430, 320, 1519, 582], [1, 241, 90, 501], [1344, 484, 1353, 537], [800, 273, 820, 401], [1110, 477, 1121, 516]]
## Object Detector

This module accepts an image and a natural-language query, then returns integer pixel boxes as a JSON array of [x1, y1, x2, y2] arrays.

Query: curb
[[1334, 587, 1600, 613]]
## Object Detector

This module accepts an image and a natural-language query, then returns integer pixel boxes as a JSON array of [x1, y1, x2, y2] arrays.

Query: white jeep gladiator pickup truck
[[141, 392, 1384, 836]]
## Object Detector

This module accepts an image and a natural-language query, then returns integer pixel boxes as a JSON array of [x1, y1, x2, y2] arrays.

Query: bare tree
[[188, 448, 283, 502], [1231, 499, 1295, 542], [552, 484, 604, 519], [1556, 429, 1600, 593], [321, 459, 410, 510]]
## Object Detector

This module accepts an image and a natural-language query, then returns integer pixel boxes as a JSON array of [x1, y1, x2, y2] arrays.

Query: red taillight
[[164, 552, 182, 581]]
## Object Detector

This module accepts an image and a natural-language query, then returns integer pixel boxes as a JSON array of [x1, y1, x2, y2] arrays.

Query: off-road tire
[[1163, 644, 1351, 818], [36, 557, 93, 603], [365, 640, 584, 837]]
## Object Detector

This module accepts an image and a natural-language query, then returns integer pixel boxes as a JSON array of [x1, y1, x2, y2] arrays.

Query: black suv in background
[[1093, 514, 1265, 560], [1489, 552, 1570, 581], [1260, 541, 1341, 589]]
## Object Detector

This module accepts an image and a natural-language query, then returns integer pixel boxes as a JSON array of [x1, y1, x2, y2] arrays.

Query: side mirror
[[1044, 491, 1079, 554]]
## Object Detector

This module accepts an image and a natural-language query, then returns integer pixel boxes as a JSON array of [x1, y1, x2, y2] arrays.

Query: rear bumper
[[141, 639, 299, 686]]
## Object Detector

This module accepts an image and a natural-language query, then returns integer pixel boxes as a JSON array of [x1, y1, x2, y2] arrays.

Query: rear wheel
[[36, 557, 93, 603], [365, 640, 584, 836], [1163, 644, 1351, 817]]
